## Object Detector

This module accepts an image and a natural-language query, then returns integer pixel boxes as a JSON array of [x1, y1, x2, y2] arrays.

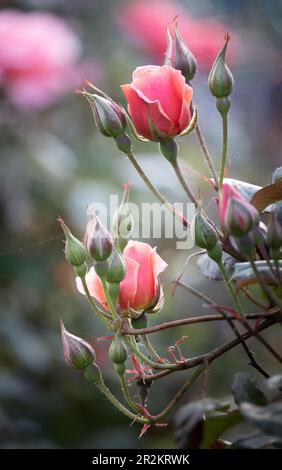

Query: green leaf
[[240, 402, 282, 438], [231, 373, 268, 406], [251, 180, 282, 212], [200, 410, 242, 449]]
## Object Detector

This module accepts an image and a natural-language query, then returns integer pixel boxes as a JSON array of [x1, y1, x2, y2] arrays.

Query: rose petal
[[132, 65, 183, 128], [123, 241, 155, 309], [179, 83, 193, 131], [119, 256, 139, 312], [76, 266, 107, 307], [121, 83, 153, 139]]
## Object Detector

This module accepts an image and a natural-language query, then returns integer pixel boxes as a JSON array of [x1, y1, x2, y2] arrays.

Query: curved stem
[[218, 261, 244, 316], [195, 124, 219, 190], [141, 334, 162, 361], [171, 161, 198, 207], [124, 336, 176, 370], [119, 374, 140, 413], [127, 150, 188, 227], [153, 366, 205, 421], [95, 382, 149, 424], [218, 114, 228, 190]]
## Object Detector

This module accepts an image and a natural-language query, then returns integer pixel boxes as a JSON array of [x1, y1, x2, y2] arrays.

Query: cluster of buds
[[193, 208, 222, 264]]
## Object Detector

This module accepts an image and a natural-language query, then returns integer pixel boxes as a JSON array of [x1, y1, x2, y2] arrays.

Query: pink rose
[[76, 240, 167, 313], [116, 0, 235, 69], [219, 184, 259, 237], [121, 65, 193, 140], [0, 10, 100, 109]]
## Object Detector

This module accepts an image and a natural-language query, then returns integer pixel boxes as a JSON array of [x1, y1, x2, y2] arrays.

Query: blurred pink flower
[[116, 0, 235, 69], [0, 10, 100, 109]]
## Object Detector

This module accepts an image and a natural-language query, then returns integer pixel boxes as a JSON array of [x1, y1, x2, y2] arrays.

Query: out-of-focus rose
[[121, 65, 193, 140], [116, 0, 234, 69], [76, 240, 167, 313], [219, 183, 259, 237], [0, 10, 98, 109]]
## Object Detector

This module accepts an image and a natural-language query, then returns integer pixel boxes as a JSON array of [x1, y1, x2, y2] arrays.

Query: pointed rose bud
[[58, 217, 87, 267], [267, 210, 282, 251], [208, 34, 234, 99], [61, 320, 95, 369], [112, 184, 134, 251], [219, 183, 259, 237], [90, 93, 127, 138], [107, 249, 126, 284], [109, 334, 128, 365], [192, 209, 218, 251], [172, 21, 197, 82], [85, 208, 113, 261]]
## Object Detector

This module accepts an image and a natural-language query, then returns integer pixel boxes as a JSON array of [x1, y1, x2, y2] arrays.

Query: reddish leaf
[[251, 180, 282, 212]]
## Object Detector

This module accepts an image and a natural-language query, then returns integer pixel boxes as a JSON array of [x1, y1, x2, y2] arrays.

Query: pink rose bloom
[[121, 65, 193, 140], [219, 183, 259, 236], [0, 10, 96, 109], [116, 0, 235, 69], [76, 240, 167, 313]]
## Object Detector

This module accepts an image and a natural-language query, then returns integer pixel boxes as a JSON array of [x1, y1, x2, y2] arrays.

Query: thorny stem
[[153, 366, 205, 421], [218, 113, 228, 191], [124, 336, 176, 370], [141, 334, 163, 361], [176, 280, 282, 368], [218, 261, 244, 317], [121, 313, 263, 336], [119, 374, 140, 414], [144, 316, 278, 383], [218, 261, 269, 378], [94, 382, 150, 424], [171, 161, 198, 207], [126, 150, 188, 227], [195, 124, 219, 190]]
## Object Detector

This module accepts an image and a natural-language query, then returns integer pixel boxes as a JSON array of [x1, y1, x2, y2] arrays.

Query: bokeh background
[[0, 0, 281, 449]]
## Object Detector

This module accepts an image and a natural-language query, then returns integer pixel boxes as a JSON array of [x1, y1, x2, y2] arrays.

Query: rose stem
[[218, 113, 228, 190], [126, 150, 188, 227]]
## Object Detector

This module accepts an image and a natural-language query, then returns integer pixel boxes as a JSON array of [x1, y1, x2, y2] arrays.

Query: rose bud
[[192, 209, 218, 251], [121, 65, 193, 141], [85, 208, 113, 262], [165, 21, 197, 82], [107, 249, 126, 284], [60, 320, 95, 370], [109, 334, 128, 365], [208, 34, 234, 100], [267, 210, 282, 252], [89, 93, 127, 138], [219, 183, 259, 237], [76, 241, 167, 315], [112, 184, 134, 252], [58, 217, 87, 268]]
